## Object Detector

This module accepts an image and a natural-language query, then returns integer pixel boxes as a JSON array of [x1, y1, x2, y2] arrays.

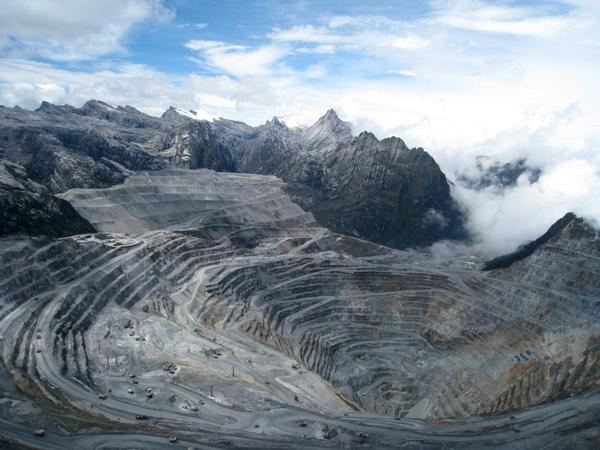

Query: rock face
[[482, 212, 577, 270], [0, 100, 466, 247], [0, 100, 165, 193], [281, 132, 462, 248], [474, 215, 600, 414], [0, 100, 465, 248], [0, 101, 169, 236], [59, 170, 315, 234], [300, 108, 353, 153], [163, 109, 465, 247], [0, 159, 95, 237], [0, 169, 598, 449], [155, 121, 236, 171]]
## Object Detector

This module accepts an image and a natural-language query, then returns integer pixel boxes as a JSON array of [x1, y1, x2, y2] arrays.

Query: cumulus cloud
[[185, 40, 290, 77], [454, 160, 600, 255], [0, 0, 172, 60], [268, 20, 429, 54], [431, 0, 574, 37]]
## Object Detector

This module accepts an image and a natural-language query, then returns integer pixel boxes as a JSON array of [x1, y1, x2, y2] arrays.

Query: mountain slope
[[163, 109, 466, 247], [0, 159, 95, 236], [0, 100, 464, 247]]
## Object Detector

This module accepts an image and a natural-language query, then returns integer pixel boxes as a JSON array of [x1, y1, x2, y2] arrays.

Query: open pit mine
[[0, 102, 599, 449]]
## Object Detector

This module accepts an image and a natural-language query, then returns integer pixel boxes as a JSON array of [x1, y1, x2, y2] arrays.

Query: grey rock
[[0, 100, 465, 247], [0, 159, 94, 237], [160, 109, 465, 247]]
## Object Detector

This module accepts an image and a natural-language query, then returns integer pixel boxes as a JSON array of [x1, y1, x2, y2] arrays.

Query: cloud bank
[[0, 0, 173, 60]]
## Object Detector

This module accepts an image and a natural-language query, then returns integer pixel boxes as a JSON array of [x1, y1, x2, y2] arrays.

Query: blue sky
[[0, 0, 599, 252], [124, 0, 571, 77], [125, 0, 431, 74]]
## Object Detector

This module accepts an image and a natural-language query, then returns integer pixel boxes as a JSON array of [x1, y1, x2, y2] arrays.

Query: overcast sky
[[1, 0, 599, 254]]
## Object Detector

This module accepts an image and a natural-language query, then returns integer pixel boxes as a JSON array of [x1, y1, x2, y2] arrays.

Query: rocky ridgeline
[[0, 100, 464, 247], [164, 108, 465, 248]]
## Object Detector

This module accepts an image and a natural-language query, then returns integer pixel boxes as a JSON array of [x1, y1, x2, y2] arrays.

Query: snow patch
[[175, 107, 216, 122]]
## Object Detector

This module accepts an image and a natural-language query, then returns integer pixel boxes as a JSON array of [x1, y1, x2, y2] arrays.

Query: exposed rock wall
[[0, 101, 466, 247]]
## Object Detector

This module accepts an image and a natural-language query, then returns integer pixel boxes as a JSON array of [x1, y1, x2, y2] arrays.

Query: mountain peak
[[35, 101, 77, 114], [169, 107, 216, 122], [356, 130, 378, 142], [35, 100, 55, 113], [314, 108, 345, 127], [312, 109, 351, 133], [264, 116, 288, 131], [302, 109, 353, 152], [117, 105, 143, 114], [323, 108, 339, 119], [82, 99, 116, 111], [162, 106, 186, 120]]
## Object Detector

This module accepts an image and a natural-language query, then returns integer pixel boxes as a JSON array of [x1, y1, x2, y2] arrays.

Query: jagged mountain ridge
[[0, 100, 464, 247], [162, 107, 465, 248]]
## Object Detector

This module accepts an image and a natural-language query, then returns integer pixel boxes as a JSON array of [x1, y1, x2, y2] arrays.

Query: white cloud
[[186, 40, 290, 77], [185, 40, 236, 51], [433, 0, 572, 38], [297, 45, 336, 54], [176, 22, 208, 30], [269, 25, 342, 44], [0, 59, 184, 115], [305, 64, 326, 79], [328, 16, 363, 28], [195, 93, 236, 109], [268, 21, 428, 54], [454, 159, 600, 255], [0, 0, 172, 60], [0, 58, 313, 120], [390, 36, 429, 50], [431, 0, 600, 42]]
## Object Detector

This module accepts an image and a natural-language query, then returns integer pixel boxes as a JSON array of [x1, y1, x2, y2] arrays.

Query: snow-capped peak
[[174, 107, 216, 122]]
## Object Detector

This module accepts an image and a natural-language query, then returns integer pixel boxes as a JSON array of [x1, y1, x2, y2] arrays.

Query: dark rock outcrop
[[0, 101, 168, 237], [280, 132, 465, 248], [155, 120, 236, 171], [0, 159, 95, 237], [483, 212, 578, 270]]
